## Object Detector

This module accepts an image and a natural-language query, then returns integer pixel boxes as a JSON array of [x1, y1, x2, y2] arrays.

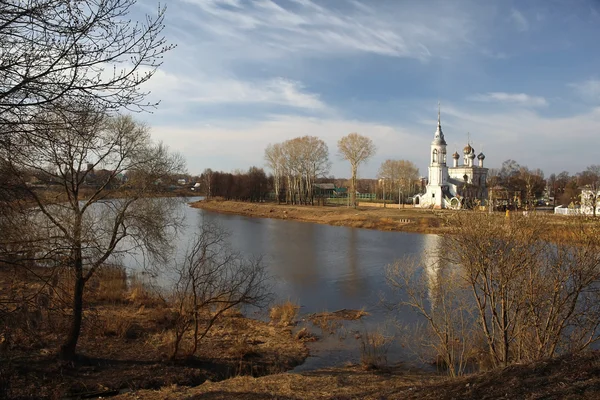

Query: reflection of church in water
[[414, 107, 488, 209]]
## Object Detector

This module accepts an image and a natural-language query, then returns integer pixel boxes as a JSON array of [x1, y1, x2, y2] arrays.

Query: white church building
[[414, 109, 488, 209]]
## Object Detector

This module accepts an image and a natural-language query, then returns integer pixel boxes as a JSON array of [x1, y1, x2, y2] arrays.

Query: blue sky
[[135, 0, 600, 178]]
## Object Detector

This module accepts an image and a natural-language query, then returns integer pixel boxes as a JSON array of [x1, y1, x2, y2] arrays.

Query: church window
[[433, 149, 438, 163]]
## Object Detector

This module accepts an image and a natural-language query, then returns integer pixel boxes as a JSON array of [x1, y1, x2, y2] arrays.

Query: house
[[313, 183, 336, 197], [579, 186, 600, 215]]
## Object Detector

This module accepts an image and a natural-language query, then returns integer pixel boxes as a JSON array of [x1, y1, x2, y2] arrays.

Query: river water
[[125, 198, 440, 371]]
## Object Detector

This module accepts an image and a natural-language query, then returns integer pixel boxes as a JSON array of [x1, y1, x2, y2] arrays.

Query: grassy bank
[[115, 350, 600, 399], [190, 199, 450, 234], [0, 266, 308, 399], [190, 199, 597, 243]]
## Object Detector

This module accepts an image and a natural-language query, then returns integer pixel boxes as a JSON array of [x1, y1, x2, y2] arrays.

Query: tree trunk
[[60, 270, 84, 361], [351, 165, 357, 208]]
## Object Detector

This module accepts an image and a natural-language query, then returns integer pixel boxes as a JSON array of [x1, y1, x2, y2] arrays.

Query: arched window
[[433, 149, 438, 163]]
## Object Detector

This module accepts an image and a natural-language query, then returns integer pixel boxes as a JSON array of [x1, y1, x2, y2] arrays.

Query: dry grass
[[191, 199, 447, 233], [358, 329, 393, 371], [88, 265, 128, 304], [127, 273, 166, 308], [269, 300, 300, 327], [113, 351, 600, 400]]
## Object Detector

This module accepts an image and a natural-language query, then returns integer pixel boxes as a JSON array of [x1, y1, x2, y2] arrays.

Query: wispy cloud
[[568, 79, 600, 101], [510, 9, 529, 32], [178, 0, 473, 62], [147, 105, 600, 177], [468, 92, 547, 107], [142, 70, 326, 111]]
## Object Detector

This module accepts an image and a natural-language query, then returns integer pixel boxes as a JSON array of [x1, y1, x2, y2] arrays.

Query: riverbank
[[191, 199, 452, 234], [0, 266, 308, 399], [115, 349, 600, 399]]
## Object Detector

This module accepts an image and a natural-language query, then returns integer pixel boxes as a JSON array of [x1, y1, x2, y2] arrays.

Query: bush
[[359, 328, 392, 370], [269, 300, 300, 327]]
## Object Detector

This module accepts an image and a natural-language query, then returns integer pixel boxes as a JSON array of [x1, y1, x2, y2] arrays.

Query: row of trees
[[487, 160, 599, 210], [377, 159, 420, 203], [264, 136, 330, 205], [199, 167, 271, 202]]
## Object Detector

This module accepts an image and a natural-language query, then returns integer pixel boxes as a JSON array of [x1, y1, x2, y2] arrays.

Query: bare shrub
[[390, 213, 600, 376], [170, 222, 271, 359], [387, 253, 478, 377], [444, 213, 600, 367], [269, 300, 300, 326], [358, 328, 392, 370]]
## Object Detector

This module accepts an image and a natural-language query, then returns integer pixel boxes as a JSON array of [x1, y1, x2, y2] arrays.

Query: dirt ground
[[115, 350, 600, 400]]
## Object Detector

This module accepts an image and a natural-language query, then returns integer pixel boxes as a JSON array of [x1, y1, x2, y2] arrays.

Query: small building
[[579, 186, 600, 215], [313, 183, 336, 197]]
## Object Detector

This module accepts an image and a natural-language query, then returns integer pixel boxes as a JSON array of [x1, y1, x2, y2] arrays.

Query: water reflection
[[123, 200, 441, 369], [422, 234, 442, 304]]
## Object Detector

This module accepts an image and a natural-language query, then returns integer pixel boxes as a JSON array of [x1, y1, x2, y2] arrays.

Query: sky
[[133, 0, 600, 179]]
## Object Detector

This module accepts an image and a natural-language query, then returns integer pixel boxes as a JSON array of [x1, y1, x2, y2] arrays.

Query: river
[[125, 197, 440, 371]]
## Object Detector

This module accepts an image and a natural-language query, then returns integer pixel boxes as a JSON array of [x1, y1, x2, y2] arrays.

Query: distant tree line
[[199, 167, 271, 202], [489, 159, 600, 208]]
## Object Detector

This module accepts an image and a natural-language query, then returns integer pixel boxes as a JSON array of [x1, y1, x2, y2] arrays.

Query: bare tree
[[387, 255, 477, 377], [0, 0, 174, 138], [389, 213, 600, 374], [442, 213, 600, 367], [378, 159, 419, 203], [264, 143, 284, 203], [338, 133, 376, 208], [266, 136, 330, 205], [0, 105, 185, 360], [171, 222, 271, 359]]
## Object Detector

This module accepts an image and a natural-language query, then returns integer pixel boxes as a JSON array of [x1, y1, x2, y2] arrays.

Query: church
[[414, 108, 488, 209]]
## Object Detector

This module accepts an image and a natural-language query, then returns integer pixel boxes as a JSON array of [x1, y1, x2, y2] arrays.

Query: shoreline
[[190, 199, 451, 234]]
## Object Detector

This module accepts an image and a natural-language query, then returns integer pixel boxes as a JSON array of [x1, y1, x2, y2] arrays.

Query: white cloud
[[468, 92, 547, 107], [148, 114, 421, 177], [141, 70, 326, 111], [144, 103, 600, 178], [510, 9, 529, 32], [568, 79, 600, 100]]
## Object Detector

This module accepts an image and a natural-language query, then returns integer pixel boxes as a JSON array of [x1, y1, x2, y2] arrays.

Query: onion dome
[[452, 151, 460, 159], [468, 151, 476, 159], [463, 144, 473, 154], [477, 152, 485, 160]]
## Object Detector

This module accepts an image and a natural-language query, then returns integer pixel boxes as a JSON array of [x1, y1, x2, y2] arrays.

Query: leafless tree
[[0, 0, 174, 139], [442, 213, 600, 367], [265, 136, 330, 205], [388, 213, 600, 373], [338, 133, 376, 208], [378, 159, 419, 203], [0, 105, 185, 360], [170, 222, 271, 359], [387, 255, 477, 377], [264, 143, 285, 203]]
